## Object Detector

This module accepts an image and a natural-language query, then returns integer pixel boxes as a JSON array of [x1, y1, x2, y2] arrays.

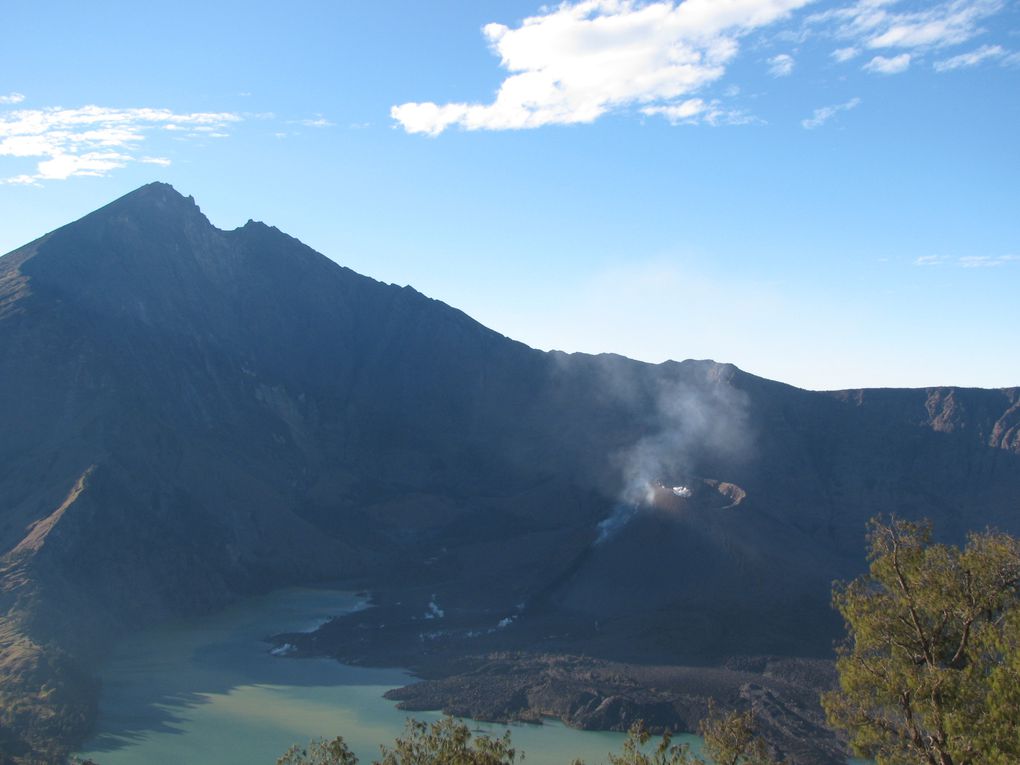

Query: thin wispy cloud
[[913, 255, 949, 266], [914, 254, 1018, 267], [958, 254, 1020, 267], [0, 103, 242, 184], [863, 52, 911, 74], [392, 0, 814, 136], [933, 43, 1006, 71], [642, 98, 757, 126], [768, 53, 796, 76], [293, 116, 335, 128], [831, 46, 859, 62], [0, 93, 25, 105], [813, 0, 1003, 52], [801, 96, 860, 129]]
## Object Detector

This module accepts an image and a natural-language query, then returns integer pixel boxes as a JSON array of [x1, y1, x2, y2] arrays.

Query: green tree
[[699, 703, 782, 765], [375, 717, 520, 765], [823, 516, 1020, 765], [606, 721, 693, 765], [276, 736, 358, 765], [602, 706, 782, 765]]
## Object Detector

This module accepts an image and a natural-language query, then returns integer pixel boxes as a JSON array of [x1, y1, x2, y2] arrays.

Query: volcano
[[1, 183, 1018, 763]]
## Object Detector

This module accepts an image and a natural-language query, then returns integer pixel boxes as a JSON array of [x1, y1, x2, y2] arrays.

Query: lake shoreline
[[276, 595, 854, 765], [73, 586, 634, 765], [75, 583, 859, 765]]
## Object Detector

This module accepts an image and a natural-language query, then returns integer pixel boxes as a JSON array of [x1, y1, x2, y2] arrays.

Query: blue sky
[[2, 0, 1018, 390]]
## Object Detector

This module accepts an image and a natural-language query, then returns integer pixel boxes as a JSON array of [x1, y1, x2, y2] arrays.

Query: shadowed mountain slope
[[0, 183, 1017, 762]]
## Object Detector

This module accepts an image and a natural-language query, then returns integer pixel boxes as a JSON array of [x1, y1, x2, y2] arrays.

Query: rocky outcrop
[[380, 654, 848, 765]]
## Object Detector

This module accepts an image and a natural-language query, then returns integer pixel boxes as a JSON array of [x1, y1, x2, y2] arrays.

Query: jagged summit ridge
[[94, 182, 277, 235], [99, 180, 204, 218]]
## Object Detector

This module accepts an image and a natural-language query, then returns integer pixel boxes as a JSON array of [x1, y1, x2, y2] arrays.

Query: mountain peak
[[121, 180, 188, 202], [102, 181, 205, 220]]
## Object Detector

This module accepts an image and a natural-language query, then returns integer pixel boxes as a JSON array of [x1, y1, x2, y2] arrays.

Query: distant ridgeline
[[1, 183, 1018, 763]]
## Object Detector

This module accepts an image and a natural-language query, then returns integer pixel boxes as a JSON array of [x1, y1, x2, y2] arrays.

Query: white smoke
[[597, 362, 750, 543], [595, 502, 640, 544]]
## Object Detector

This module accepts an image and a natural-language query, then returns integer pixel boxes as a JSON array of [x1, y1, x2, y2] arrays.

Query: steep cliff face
[[0, 184, 1017, 760]]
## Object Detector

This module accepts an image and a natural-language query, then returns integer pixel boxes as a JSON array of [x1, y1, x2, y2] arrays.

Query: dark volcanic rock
[[380, 654, 848, 765], [1, 183, 1018, 761]]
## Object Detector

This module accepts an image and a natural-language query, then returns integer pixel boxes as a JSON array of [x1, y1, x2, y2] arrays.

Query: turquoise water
[[75, 586, 863, 764], [75, 587, 649, 764]]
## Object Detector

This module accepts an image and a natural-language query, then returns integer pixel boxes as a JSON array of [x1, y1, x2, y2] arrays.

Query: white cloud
[[863, 52, 911, 73], [0, 93, 25, 105], [291, 116, 335, 128], [0, 103, 241, 183], [958, 254, 1020, 267], [915, 254, 1020, 268], [813, 0, 1009, 78], [815, 0, 1003, 52], [645, 98, 712, 121], [801, 96, 861, 128], [933, 43, 1005, 71], [642, 97, 757, 125], [392, 0, 814, 135], [768, 52, 795, 76], [869, 0, 1000, 49], [36, 151, 131, 181]]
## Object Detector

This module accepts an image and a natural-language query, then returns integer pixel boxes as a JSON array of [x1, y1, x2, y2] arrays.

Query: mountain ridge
[[0, 184, 1017, 763]]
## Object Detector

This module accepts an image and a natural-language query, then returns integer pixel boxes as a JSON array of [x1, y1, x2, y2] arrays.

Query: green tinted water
[[76, 587, 646, 765], [75, 586, 866, 765]]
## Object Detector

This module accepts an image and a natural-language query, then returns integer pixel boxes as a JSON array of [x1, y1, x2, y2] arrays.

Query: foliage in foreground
[[823, 516, 1020, 765], [276, 717, 519, 765], [277, 736, 359, 765], [599, 703, 782, 765], [276, 706, 780, 765], [377, 717, 520, 765]]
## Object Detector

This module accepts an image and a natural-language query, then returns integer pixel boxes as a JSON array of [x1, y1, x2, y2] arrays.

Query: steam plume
[[596, 362, 749, 543]]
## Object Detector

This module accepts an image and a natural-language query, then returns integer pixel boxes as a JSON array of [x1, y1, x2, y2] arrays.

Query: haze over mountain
[[1, 184, 1018, 762]]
